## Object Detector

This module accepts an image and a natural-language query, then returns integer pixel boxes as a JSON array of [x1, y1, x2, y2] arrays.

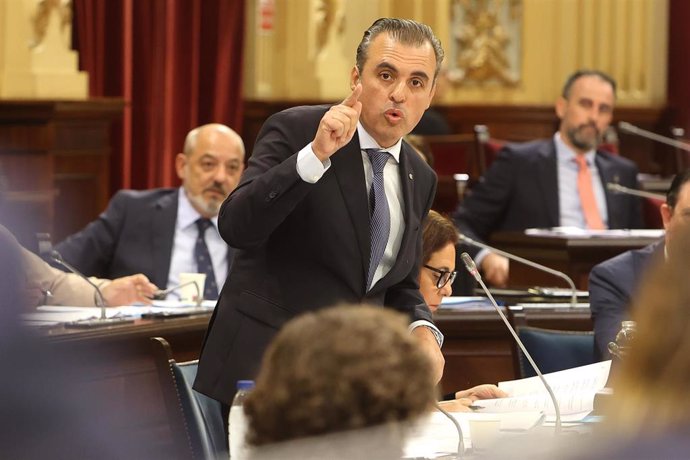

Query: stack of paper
[[475, 361, 612, 422]]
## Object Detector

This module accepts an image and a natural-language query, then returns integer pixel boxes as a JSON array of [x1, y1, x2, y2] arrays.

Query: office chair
[[418, 133, 478, 212], [150, 337, 227, 460], [515, 326, 595, 378]]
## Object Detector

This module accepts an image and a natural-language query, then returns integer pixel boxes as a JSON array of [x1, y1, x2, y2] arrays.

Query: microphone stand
[[461, 253, 562, 434], [50, 250, 134, 328], [153, 280, 204, 308], [606, 182, 666, 201], [459, 234, 578, 308], [435, 403, 464, 458], [618, 121, 690, 152]]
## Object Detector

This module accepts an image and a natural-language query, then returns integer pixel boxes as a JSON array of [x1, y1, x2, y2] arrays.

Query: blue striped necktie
[[194, 218, 219, 300], [365, 148, 391, 290]]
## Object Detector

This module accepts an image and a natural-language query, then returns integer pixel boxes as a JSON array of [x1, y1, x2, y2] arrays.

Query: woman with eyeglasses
[[420, 211, 508, 409]]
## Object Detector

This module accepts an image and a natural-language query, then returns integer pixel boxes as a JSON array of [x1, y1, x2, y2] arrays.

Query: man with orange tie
[[453, 69, 643, 287]]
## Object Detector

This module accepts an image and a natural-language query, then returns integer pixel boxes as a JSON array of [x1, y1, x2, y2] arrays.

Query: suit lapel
[[332, 134, 370, 283], [151, 191, 178, 287], [536, 141, 560, 226], [595, 152, 620, 228]]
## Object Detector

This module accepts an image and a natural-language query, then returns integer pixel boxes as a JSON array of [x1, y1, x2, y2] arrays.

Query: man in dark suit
[[195, 18, 446, 409], [590, 169, 690, 359], [54, 124, 245, 297], [454, 70, 642, 286]]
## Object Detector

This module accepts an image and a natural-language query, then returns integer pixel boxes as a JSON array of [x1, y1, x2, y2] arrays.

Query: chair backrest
[[150, 337, 227, 460], [473, 124, 504, 176], [515, 326, 595, 378], [642, 196, 664, 229], [418, 133, 478, 213]]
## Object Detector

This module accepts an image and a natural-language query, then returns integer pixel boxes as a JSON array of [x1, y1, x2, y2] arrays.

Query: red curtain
[[73, 0, 245, 191]]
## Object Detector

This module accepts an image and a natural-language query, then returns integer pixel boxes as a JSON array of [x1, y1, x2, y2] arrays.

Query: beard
[[187, 191, 222, 217], [566, 124, 601, 152]]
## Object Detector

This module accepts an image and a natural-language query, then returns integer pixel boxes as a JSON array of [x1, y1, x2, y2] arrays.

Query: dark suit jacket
[[54, 188, 179, 288], [589, 241, 663, 360], [453, 138, 643, 248], [194, 105, 438, 404]]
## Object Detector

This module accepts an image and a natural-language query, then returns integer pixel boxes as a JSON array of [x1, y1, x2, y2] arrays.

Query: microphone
[[458, 233, 578, 308], [461, 252, 562, 433], [435, 403, 464, 459], [606, 182, 665, 201], [618, 121, 690, 152], [49, 250, 134, 328], [153, 280, 203, 308]]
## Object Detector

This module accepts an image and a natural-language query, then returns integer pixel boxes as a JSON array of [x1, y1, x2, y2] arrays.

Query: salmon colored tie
[[575, 155, 605, 230]]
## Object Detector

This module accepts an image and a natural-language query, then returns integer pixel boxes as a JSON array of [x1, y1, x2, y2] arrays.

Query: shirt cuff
[[409, 320, 444, 348], [296, 142, 331, 183], [474, 248, 491, 268]]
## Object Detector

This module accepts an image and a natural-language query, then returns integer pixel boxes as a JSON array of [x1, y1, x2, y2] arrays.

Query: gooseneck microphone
[[461, 252, 562, 433], [458, 233, 578, 308], [435, 403, 464, 459], [50, 250, 134, 328], [153, 280, 203, 308], [606, 182, 665, 201], [618, 121, 690, 152]]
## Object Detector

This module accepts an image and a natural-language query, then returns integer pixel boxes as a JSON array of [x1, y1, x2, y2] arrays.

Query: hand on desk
[[481, 253, 509, 287], [101, 274, 158, 306], [438, 384, 508, 412]]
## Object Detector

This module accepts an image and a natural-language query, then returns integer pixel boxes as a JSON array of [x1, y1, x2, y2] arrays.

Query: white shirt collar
[[356, 122, 402, 163], [554, 132, 596, 166], [177, 187, 219, 230]]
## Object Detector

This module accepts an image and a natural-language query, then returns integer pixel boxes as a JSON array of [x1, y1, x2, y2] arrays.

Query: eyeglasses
[[423, 265, 457, 289]]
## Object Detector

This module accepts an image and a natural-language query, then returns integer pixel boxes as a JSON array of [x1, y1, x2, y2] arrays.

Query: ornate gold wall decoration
[[314, 0, 345, 56], [30, 0, 72, 49], [449, 0, 521, 86]]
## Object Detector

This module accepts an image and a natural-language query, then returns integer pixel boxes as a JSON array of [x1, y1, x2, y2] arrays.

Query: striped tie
[[365, 149, 391, 290]]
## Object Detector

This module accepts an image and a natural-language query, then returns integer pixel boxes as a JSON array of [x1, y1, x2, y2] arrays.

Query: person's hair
[[244, 305, 437, 446], [561, 69, 617, 99], [605, 224, 690, 435], [355, 18, 444, 82], [422, 210, 459, 264], [666, 168, 690, 209], [182, 123, 245, 156]]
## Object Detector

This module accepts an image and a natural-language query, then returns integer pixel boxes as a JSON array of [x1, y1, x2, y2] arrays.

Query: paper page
[[403, 411, 544, 458], [474, 361, 611, 422]]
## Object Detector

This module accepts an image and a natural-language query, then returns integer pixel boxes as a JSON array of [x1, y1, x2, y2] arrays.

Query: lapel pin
[[408, 173, 413, 180]]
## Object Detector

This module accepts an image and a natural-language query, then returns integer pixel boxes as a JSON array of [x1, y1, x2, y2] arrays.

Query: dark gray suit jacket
[[194, 105, 438, 404], [54, 188, 180, 288], [589, 241, 663, 360], [454, 138, 643, 247]]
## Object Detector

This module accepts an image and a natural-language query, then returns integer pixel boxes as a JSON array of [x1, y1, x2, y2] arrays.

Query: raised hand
[[312, 84, 362, 161]]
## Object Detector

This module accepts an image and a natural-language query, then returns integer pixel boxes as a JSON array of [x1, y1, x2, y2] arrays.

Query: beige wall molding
[[0, 0, 87, 99], [243, 0, 668, 107]]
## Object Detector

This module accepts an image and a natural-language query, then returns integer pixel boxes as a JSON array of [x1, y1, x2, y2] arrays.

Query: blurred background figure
[[589, 169, 690, 359], [244, 305, 438, 460], [54, 123, 245, 300]]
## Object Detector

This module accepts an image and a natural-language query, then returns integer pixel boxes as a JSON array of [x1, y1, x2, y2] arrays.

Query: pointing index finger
[[342, 83, 362, 108]]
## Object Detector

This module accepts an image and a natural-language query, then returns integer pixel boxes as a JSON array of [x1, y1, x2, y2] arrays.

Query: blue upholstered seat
[[516, 327, 595, 378], [151, 337, 227, 460]]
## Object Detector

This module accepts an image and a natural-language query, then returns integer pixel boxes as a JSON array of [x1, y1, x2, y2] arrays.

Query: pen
[[468, 404, 484, 411]]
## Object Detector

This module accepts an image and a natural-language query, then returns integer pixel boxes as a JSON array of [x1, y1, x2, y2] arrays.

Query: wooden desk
[[36, 305, 591, 455], [490, 231, 661, 289], [41, 313, 211, 458], [434, 304, 592, 395]]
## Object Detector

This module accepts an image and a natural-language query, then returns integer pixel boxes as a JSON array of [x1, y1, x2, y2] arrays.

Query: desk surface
[[489, 231, 661, 289]]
